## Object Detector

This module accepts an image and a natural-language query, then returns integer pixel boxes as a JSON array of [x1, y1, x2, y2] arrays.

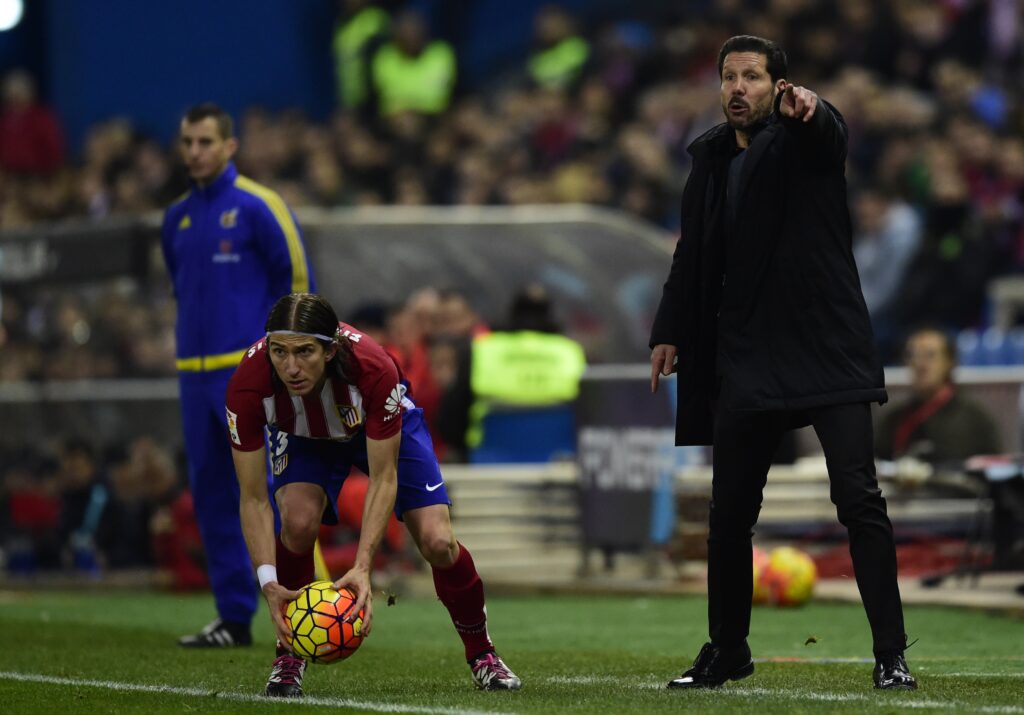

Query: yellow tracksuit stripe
[[234, 176, 310, 292], [175, 348, 249, 372]]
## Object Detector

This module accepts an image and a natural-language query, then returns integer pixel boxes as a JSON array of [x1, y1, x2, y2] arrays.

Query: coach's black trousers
[[707, 402, 907, 654]]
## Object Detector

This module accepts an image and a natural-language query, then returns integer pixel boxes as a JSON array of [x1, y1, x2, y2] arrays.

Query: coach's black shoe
[[667, 641, 754, 689], [178, 618, 252, 648], [873, 651, 917, 690], [265, 654, 306, 697]]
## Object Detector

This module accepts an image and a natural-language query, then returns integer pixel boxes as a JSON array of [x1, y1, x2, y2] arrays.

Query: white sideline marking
[[545, 675, 633, 685], [0, 671, 514, 715], [930, 672, 1024, 678]]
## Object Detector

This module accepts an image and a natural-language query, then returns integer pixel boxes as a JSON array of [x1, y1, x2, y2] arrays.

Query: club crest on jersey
[[336, 404, 362, 429], [272, 454, 288, 476], [178, 214, 191, 230], [220, 207, 239, 228], [213, 237, 241, 263]]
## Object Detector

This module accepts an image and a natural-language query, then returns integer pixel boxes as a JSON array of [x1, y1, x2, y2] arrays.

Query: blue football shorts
[[268, 407, 451, 524]]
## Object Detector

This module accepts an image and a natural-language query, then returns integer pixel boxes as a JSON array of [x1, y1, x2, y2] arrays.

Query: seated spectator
[[99, 437, 179, 569], [55, 438, 108, 574], [0, 69, 64, 177], [435, 288, 488, 341], [152, 488, 207, 590], [2, 448, 61, 573], [382, 298, 443, 455], [876, 327, 1000, 470]]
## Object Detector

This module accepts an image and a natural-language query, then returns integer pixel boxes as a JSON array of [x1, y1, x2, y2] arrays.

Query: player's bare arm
[[332, 430, 400, 636], [651, 344, 678, 393], [233, 445, 300, 646]]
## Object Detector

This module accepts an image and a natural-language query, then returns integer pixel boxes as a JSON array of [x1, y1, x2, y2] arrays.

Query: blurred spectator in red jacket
[[0, 70, 64, 177]]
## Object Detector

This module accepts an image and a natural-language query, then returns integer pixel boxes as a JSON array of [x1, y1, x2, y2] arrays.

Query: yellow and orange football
[[758, 546, 818, 607], [284, 580, 364, 664]]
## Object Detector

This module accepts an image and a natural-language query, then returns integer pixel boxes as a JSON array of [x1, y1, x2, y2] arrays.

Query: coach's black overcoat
[[650, 100, 886, 445]]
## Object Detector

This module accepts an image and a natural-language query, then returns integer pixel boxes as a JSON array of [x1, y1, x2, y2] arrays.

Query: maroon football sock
[[276, 535, 315, 591], [275, 535, 315, 657], [432, 542, 494, 661]]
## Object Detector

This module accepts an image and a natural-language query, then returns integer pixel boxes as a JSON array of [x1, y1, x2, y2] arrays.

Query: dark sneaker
[[265, 654, 307, 697], [667, 641, 754, 689], [470, 651, 522, 691], [177, 618, 252, 648], [874, 652, 917, 690]]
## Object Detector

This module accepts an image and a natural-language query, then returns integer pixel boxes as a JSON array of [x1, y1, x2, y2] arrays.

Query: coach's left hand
[[779, 82, 817, 122], [334, 566, 374, 636]]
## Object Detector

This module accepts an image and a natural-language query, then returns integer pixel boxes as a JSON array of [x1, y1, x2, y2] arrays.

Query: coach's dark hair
[[265, 292, 351, 379], [718, 35, 788, 82], [182, 103, 234, 140]]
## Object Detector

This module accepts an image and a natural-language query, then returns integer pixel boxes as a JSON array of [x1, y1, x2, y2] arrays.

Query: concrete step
[[450, 503, 577, 519]]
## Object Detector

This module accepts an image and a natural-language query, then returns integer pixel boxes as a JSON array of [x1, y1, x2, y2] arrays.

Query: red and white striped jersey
[[225, 322, 414, 451]]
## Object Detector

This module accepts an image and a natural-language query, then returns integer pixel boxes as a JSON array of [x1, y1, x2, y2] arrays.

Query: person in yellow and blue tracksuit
[[161, 103, 315, 647]]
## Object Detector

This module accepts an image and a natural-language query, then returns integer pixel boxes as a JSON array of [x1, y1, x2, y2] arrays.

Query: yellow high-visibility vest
[[466, 331, 586, 448], [333, 6, 390, 108], [528, 37, 590, 90], [371, 41, 456, 116]]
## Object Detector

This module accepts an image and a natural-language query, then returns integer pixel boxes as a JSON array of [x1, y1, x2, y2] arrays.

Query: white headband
[[266, 329, 336, 342]]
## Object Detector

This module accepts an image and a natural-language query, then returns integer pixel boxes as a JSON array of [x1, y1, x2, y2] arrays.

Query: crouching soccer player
[[226, 292, 521, 697]]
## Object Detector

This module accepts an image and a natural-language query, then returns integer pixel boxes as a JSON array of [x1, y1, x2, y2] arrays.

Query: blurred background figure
[[333, 0, 391, 116], [101, 438, 180, 570], [440, 284, 586, 463], [162, 103, 316, 649], [2, 449, 60, 574], [56, 438, 108, 575], [371, 10, 456, 118], [528, 5, 591, 92], [853, 188, 923, 363], [0, 69, 64, 177], [875, 327, 1000, 469]]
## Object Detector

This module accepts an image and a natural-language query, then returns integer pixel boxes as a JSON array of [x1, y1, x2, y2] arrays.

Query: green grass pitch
[[0, 589, 1021, 713]]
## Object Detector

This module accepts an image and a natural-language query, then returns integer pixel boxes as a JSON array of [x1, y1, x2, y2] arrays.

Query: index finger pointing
[[803, 94, 817, 122]]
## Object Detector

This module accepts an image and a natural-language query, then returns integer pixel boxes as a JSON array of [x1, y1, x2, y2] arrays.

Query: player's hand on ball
[[333, 566, 374, 636], [780, 83, 817, 122], [263, 581, 302, 649]]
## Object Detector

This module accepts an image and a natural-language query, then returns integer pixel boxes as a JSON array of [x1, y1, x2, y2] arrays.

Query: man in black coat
[[649, 36, 916, 691]]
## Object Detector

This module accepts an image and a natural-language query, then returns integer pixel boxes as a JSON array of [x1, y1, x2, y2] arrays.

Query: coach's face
[[179, 117, 237, 186], [268, 334, 337, 396], [720, 52, 783, 134]]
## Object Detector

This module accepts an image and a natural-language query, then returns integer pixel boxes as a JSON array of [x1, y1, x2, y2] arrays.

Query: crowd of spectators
[[0, 436, 203, 581], [0, 432, 421, 582]]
